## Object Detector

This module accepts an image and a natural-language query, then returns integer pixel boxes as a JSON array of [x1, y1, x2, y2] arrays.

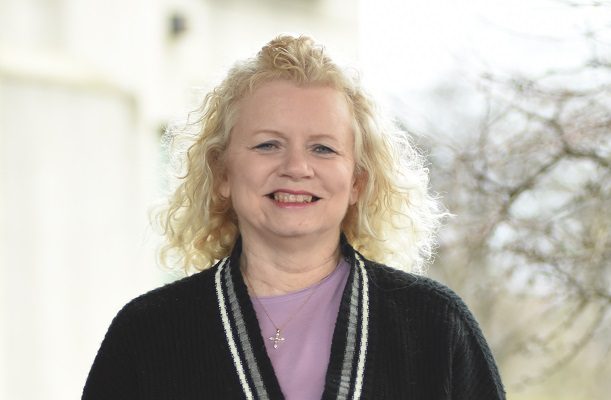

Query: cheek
[[221, 166, 261, 201], [331, 164, 359, 202]]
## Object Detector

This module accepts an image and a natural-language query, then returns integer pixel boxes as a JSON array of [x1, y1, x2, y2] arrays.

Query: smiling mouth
[[267, 192, 320, 203]]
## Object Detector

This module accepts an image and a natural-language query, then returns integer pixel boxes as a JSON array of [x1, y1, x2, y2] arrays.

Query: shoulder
[[365, 260, 462, 304], [363, 259, 477, 326], [361, 259, 506, 398], [346, 240, 463, 312], [110, 265, 220, 329]]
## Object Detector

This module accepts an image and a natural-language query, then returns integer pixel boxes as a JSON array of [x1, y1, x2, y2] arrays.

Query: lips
[[267, 191, 320, 203]]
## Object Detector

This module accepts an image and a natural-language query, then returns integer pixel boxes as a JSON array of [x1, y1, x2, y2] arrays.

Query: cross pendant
[[268, 329, 285, 349]]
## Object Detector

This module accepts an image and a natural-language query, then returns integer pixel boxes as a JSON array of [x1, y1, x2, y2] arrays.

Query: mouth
[[266, 191, 321, 204]]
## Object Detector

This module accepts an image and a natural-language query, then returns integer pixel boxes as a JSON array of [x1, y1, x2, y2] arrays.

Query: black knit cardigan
[[83, 238, 506, 399]]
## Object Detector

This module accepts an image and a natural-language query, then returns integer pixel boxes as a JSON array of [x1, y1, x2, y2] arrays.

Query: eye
[[312, 144, 336, 155], [253, 141, 280, 151]]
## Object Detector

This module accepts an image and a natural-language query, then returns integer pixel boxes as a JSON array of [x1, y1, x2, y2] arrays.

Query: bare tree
[[407, 24, 611, 398]]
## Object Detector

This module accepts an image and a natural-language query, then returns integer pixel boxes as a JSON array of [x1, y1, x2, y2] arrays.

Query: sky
[[358, 0, 610, 134], [359, 0, 609, 94]]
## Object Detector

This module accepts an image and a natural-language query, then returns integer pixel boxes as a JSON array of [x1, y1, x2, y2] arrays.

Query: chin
[[269, 226, 339, 240], [272, 230, 315, 238]]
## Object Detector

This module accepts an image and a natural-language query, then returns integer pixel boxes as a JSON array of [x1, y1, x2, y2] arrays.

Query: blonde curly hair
[[158, 35, 444, 274]]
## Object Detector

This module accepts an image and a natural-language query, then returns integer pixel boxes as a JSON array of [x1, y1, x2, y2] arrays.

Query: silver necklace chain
[[243, 267, 334, 349]]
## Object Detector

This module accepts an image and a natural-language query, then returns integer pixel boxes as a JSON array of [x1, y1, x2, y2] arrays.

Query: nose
[[280, 146, 313, 179]]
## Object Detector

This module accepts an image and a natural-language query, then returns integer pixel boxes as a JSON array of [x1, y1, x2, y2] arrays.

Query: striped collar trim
[[214, 242, 370, 400], [332, 251, 370, 400]]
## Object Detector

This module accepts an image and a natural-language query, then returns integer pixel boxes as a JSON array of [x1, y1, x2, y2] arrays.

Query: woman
[[83, 35, 505, 399]]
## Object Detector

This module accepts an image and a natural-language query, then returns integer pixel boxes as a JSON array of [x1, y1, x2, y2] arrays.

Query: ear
[[215, 151, 231, 198], [349, 170, 367, 205], [219, 173, 231, 198]]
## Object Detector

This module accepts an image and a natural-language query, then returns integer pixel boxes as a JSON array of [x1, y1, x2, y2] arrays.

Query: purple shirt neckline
[[249, 258, 351, 400]]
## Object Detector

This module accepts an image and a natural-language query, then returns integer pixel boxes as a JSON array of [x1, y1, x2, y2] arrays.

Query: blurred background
[[0, 0, 609, 399]]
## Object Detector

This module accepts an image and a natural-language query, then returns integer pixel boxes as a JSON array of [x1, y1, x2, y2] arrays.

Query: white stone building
[[0, 1, 358, 398]]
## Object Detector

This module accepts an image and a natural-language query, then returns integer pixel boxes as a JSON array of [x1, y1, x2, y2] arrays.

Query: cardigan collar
[[214, 235, 370, 400]]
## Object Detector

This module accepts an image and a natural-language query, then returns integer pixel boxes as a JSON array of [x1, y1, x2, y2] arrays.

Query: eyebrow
[[252, 129, 341, 143]]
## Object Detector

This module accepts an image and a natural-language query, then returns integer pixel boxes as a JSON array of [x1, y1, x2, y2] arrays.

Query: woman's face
[[220, 80, 360, 244]]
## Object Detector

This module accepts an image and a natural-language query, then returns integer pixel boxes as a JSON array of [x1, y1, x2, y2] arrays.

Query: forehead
[[232, 80, 354, 139]]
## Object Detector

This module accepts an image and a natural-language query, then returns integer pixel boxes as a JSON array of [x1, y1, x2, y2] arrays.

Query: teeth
[[273, 192, 313, 203]]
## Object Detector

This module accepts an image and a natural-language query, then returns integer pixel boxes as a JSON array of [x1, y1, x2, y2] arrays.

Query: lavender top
[[249, 258, 350, 400]]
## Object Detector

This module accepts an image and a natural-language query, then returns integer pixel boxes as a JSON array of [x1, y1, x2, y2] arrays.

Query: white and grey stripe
[[352, 253, 370, 399], [215, 258, 254, 400], [222, 262, 270, 400], [336, 254, 370, 400], [337, 263, 361, 399]]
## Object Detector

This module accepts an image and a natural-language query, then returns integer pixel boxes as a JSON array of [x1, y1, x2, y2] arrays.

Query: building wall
[[0, 1, 358, 398]]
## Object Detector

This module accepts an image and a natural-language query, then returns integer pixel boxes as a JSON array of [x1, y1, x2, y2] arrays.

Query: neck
[[239, 233, 342, 296]]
